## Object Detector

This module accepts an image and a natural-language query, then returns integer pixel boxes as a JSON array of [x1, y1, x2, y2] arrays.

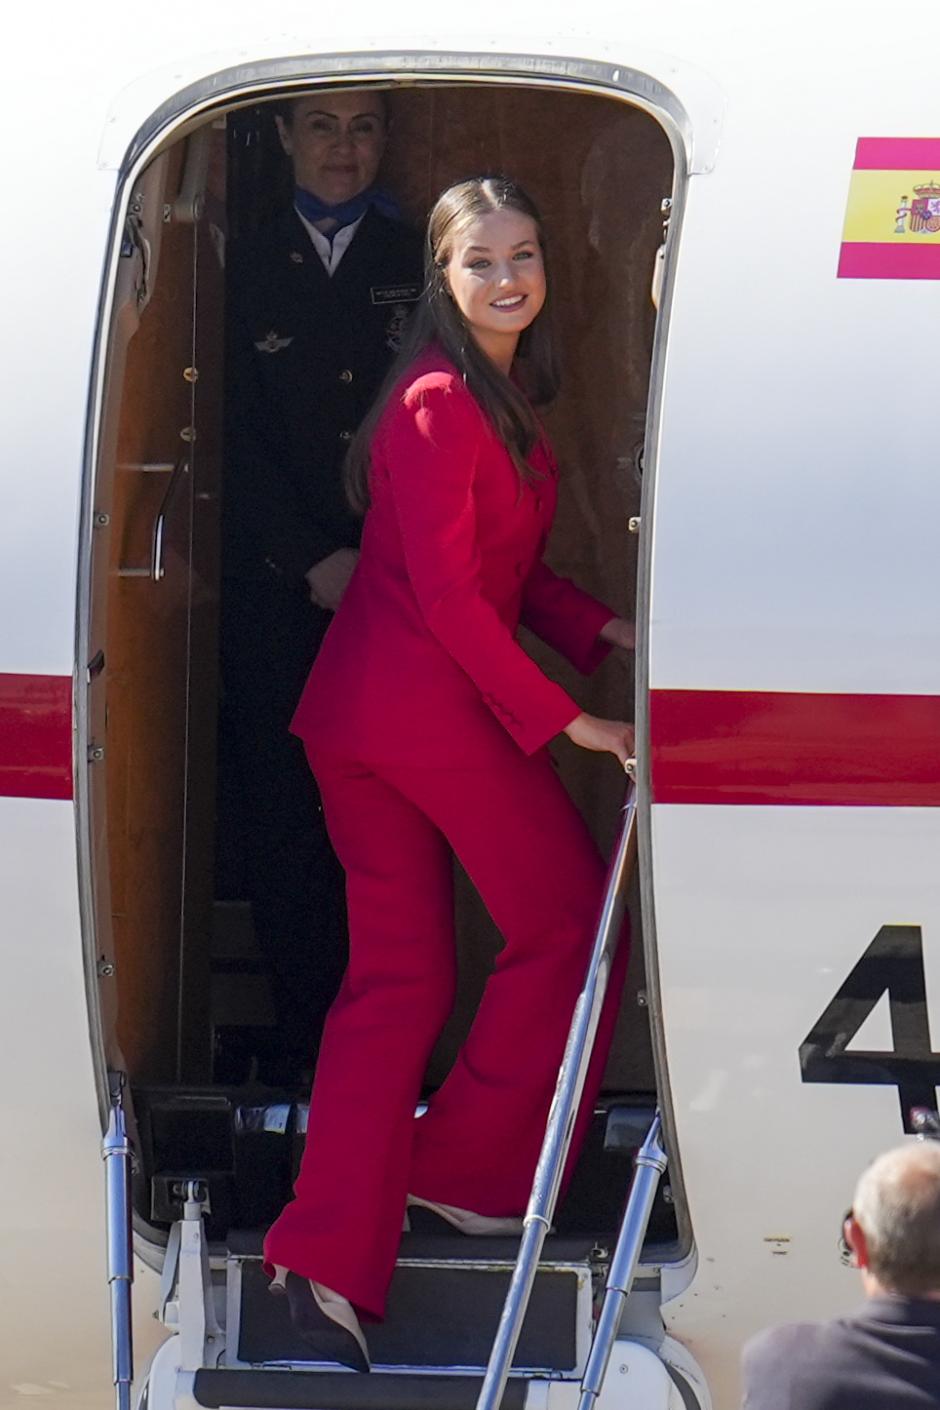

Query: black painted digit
[[799, 925, 940, 1132]]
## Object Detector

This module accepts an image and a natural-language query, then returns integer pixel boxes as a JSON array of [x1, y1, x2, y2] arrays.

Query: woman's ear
[[274, 114, 293, 158]]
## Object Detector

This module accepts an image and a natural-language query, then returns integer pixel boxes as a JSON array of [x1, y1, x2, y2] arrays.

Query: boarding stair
[[105, 769, 707, 1408], [133, 1097, 684, 1408]]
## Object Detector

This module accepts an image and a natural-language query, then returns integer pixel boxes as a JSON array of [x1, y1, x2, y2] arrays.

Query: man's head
[[845, 1142, 940, 1299], [274, 90, 388, 206]]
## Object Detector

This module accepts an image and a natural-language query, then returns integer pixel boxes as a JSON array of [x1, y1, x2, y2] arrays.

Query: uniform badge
[[289, 251, 304, 264], [384, 303, 410, 353], [371, 282, 422, 305], [254, 330, 294, 353]]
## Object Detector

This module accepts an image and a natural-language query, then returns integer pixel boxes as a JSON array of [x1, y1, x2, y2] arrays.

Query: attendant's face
[[444, 209, 546, 353], [276, 92, 387, 204]]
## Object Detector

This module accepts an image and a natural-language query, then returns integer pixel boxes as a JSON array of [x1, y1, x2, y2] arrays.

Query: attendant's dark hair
[[270, 88, 389, 130], [345, 175, 559, 514]]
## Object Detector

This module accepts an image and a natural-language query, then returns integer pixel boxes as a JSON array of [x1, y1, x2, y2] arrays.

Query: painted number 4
[[800, 925, 940, 1133]]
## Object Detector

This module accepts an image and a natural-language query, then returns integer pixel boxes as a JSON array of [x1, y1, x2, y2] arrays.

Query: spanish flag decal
[[839, 138, 940, 279]]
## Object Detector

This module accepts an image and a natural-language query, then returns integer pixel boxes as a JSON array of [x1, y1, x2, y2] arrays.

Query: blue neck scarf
[[293, 184, 401, 241]]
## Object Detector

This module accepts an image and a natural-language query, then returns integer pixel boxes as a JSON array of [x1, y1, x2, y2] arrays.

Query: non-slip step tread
[[237, 1260, 579, 1370], [193, 1369, 528, 1409], [227, 1228, 605, 1263]]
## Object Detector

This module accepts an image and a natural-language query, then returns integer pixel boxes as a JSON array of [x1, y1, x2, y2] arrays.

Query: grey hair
[[853, 1143, 940, 1296]]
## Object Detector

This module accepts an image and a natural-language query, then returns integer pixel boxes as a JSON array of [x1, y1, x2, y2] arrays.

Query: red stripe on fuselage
[[2, 676, 938, 808], [650, 689, 940, 806], [0, 674, 73, 800]]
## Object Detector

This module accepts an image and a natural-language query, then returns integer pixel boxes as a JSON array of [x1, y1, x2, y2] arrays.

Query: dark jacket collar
[[268, 205, 402, 293], [860, 1295, 940, 1327]]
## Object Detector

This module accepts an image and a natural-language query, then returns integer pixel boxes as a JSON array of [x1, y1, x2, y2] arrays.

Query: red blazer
[[290, 347, 615, 767]]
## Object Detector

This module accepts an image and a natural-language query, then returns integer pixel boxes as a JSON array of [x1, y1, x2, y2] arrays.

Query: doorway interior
[[82, 74, 677, 1251]]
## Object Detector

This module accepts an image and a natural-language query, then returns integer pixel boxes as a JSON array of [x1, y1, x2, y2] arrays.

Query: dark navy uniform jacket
[[741, 1297, 940, 1409], [223, 205, 424, 581]]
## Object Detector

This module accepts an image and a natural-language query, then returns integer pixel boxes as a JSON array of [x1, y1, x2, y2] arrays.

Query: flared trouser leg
[[386, 745, 630, 1216], [263, 761, 457, 1319], [264, 733, 630, 1319]]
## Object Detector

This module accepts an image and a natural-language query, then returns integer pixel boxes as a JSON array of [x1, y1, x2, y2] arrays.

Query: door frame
[[75, 46, 707, 1266]]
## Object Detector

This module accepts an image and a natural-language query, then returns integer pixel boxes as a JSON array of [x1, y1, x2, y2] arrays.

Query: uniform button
[[339, 430, 353, 442], [339, 369, 354, 384], [535, 496, 544, 511]]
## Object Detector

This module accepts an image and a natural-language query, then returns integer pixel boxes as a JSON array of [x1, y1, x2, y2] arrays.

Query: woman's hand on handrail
[[598, 616, 636, 651], [562, 713, 635, 766]]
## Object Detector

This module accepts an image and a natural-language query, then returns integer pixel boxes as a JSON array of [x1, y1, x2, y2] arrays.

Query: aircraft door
[[86, 126, 223, 1090]]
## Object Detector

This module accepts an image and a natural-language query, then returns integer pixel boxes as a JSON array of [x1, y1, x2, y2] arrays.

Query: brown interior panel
[[94, 132, 225, 1084], [106, 144, 195, 1082]]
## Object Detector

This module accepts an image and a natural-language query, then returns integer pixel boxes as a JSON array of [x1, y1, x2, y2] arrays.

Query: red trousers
[[263, 727, 629, 1320]]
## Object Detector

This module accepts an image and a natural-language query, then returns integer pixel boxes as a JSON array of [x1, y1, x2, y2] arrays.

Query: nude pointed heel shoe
[[269, 1265, 371, 1372], [406, 1194, 525, 1236]]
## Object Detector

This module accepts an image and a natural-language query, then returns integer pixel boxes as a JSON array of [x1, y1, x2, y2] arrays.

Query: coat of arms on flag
[[909, 182, 940, 234], [839, 138, 940, 280]]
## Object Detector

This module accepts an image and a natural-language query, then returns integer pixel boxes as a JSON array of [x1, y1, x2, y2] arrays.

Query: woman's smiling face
[[444, 208, 546, 365], [276, 92, 387, 206]]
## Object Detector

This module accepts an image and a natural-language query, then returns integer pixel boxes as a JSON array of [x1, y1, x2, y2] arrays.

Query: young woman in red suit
[[264, 175, 637, 1370]]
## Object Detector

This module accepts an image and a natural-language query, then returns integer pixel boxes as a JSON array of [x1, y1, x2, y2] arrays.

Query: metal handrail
[[578, 1113, 667, 1409], [475, 763, 639, 1410], [116, 449, 190, 581], [102, 1073, 134, 1410], [151, 449, 190, 581]]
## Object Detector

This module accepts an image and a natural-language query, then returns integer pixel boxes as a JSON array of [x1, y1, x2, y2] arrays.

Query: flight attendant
[[221, 90, 424, 1083], [264, 176, 636, 1369]]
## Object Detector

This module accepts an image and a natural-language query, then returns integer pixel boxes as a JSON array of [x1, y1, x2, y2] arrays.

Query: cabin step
[[192, 1368, 529, 1410], [226, 1232, 595, 1373], [132, 1088, 678, 1245]]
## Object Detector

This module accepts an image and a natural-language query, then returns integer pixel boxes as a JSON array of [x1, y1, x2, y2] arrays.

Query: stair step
[[230, 1248, 590, 1372], [193, 1368, 528, 1409], [228, 1229, 605, 1263], [132, 1087, 677, 1246]]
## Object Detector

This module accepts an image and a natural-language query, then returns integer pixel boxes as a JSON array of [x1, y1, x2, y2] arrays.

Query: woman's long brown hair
[[345, 175, 560, 514]]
